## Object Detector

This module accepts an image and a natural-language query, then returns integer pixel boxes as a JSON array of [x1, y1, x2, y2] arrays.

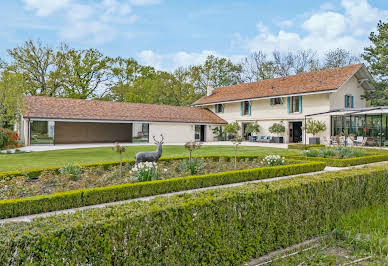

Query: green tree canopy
[[362, 20, 388, 106]]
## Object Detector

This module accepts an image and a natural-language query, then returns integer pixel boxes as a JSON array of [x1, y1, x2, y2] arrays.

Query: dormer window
[[214, 104, 224, 113], [270, 97, 283, 105]]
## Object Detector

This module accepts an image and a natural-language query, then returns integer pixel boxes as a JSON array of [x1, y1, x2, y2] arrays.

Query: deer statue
[[135, 134, 164, 164]]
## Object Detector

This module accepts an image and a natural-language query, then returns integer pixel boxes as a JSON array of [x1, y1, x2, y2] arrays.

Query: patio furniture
[[330, 136, 338, 145], [384, 140, 388, 147], [323, 136, 331, 145], [360, 137, 368, 147], [339, 136, 346, 146], [354, 136, 364, 146]]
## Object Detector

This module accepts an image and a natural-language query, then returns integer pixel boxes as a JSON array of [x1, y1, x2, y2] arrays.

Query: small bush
[[262, 155, 285, 166], [303, 147, 366, 159], [60, 163, 82, 181], [130, 162, 158, 182], [0, 128, 21, 150], [288, 144, 325, 150], [178, 158, 206, 175]]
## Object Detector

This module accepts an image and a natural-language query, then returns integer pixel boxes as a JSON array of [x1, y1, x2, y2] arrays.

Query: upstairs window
[[345, 95, 354, 108], [214, 104, 224, 113], [240, 101, 251, 116], [288, 96, 302, 113], [270, 97, 283, 105]]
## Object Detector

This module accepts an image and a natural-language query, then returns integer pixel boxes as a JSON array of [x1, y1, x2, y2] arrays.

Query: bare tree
[[322, 48, 360, 69], [293, 49, 320, 73], [273, 50, 295, 77], [241, 51, 277, 82]]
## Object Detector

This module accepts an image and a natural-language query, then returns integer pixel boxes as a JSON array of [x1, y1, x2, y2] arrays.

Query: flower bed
[[0, 156, 286, 201], [0, 156, 325, 219]]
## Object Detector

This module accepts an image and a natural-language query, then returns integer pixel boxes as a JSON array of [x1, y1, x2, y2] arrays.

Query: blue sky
[[0, 0, 387, 70]]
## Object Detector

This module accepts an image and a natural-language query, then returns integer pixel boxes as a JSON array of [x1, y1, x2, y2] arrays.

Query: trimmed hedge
[[0, 164, 387, 264], [287, 154, 388, 167], [288, 143, 325, 150], [0, 159, 324, 219]]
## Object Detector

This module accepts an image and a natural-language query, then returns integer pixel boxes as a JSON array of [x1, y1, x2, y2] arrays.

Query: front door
[[289, 121, 303, 143], [195, 125, 205, 142]]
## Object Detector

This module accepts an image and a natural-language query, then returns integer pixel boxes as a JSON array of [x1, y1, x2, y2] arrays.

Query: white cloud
[[138, 50, 244, 71], [302, 12, 346, 38], [23, 0, 71, 16], [22, 0, 160, 44], [236, 0, 387, 56]]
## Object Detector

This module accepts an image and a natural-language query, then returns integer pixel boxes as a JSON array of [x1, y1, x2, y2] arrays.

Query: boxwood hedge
[[0, 158, 324, 219], [0, 164, 387, 264], [287, 154, 388, 167]]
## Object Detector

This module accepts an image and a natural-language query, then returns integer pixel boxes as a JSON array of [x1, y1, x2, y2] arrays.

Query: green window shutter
[[299, 96, 302, 113], [280, 98, 283, 104], [351, 96, 354, 108], [214, 105, 217, 113], [270, 98, 273, 105], [287, 97, 291, 113], [248, 102, 251, 115], [240, 102, 243, 116], [345, 95, 348, 108], [221, 104, 224, 113]]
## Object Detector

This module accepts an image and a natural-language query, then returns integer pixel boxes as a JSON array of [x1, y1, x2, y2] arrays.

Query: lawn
[[0, 145, 300, 172]]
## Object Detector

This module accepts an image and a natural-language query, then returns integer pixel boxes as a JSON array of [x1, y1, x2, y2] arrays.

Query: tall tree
[[108, 57, 155, 101], [62, 48, 113, 99], [362, 21, 388, 106], [189, 55, 243, 94], [0, 67, 25, 128], [272, 49, 319, 77], [322, 48, 360, 69], [7, 40, 67, 96], [241, 51, 277, 82]]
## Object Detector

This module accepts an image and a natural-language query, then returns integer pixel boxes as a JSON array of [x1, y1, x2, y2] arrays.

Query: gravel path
[[1, 162, 386, 224]]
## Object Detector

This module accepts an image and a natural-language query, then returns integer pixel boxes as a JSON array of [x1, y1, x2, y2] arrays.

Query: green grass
[[0, 145, 300, 172]]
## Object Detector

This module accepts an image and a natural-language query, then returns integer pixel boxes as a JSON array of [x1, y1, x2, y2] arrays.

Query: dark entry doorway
[[289, 121, 303, 143], [195, 125, 205, 142]]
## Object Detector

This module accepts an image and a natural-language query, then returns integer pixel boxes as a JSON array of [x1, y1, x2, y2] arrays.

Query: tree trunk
[[120, 152, 123, 178], [234, 145, 237, 169]]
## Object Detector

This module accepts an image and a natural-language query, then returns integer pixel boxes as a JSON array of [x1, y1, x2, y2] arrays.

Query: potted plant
[[245, 123, 260, 142], [268, 123, 285, 143], [212, 126, 226, 141], [302, 120, 327, 144], [224, 122, 241, 140]]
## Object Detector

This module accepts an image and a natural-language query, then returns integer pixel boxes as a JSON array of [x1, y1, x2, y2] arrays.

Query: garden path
[[1, 161, 387, 224]]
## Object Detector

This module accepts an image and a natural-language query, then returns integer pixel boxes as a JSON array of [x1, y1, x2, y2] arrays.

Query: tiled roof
[[193, 64, 363, 105], [24, 96, 226, 124]]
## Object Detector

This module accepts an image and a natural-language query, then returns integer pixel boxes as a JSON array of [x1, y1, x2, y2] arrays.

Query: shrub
[[288, 144, 325, 150], [0, 159, 325, 219], [262, 155, 285, 166], [130, 162, 158, 182], [303, 146, 366, 159], [178, 158, 206, 175], [0, 164, 387, 264], [245, 123, 260, 135], [60, 163, 82, 181], [0, 128, 20, 150]]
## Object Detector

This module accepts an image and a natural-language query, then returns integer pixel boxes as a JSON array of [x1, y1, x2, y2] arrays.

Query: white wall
[[330, 76, 367, 109], [149, 123, 195, 143]]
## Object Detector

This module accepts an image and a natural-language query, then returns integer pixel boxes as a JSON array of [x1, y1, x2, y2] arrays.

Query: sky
[[0, 0, 387, 71]]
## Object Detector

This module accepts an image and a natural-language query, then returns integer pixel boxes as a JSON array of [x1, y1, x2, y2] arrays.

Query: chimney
[[207, 85, 214, 96]]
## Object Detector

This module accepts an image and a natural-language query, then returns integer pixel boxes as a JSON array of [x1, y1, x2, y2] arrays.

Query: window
[[30, 121, 55, 145], [270, 97, 283, 105], [288, 96, 302, 113], [215, 104, 224, 113], [241, 101, 251, 116], [345, 95, 354, 108], [132, 123, 149, 143]]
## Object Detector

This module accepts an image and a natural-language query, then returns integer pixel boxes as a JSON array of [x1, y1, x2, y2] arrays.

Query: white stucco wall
[[206, 93, 332, 143], [149, 123, 195, 143], [330, 76, 367, 109]]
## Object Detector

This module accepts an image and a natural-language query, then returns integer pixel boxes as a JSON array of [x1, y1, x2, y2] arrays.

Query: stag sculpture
[[135, 134, 164, 164]]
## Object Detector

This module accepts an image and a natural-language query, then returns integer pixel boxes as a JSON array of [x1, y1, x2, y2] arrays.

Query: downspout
[[304, 116, 307, 145]]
